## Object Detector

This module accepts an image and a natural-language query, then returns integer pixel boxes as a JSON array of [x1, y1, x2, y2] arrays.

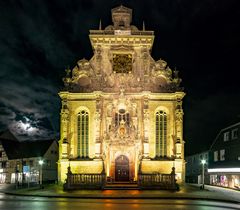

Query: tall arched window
[[156, 110, 167, 157], [77, 110, 89, 158]]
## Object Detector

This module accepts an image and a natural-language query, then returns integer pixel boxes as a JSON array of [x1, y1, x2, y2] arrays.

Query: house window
[[1, 161, 7, 168], [155, 110, 167, 157], [77, 110, 89, 158], [29, 160, 33, 167], [223, 132, 229, 141], [220, 149, 225, 161], [214, 151, 218, 162], [46, 160, 51, 167], [0, 151, 2, 158], [231, 128, 238, 140]]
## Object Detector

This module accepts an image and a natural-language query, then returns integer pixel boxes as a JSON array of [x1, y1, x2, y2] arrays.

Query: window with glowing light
[[77, 110, 89, 158], [155, 110, 167, 157]]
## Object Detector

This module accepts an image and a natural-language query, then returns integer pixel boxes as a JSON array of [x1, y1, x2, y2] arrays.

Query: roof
[[22, 140, 55, 158], [0, 129, 18, 141], [185, 150, 210, 158], [1, 139, 56, 160], [210, 121, 240, 150], [0, 130, 57, 160]]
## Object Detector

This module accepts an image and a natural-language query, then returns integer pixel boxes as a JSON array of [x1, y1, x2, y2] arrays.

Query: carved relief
[[95, 45, 102, 62], [112, 54, 132, 73], [175, 98, 183, 122], [175, 110, 183, 122], [62, 52, 183, 93]]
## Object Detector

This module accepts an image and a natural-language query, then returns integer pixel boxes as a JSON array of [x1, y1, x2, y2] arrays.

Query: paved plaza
[[0, 184, 240, 203]]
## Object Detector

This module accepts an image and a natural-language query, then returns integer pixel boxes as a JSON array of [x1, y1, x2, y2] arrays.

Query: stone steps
[[104, 182, 139, 190]]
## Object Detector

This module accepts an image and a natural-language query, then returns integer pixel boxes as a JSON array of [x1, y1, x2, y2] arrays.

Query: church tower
[[58, 5, 185, 187]]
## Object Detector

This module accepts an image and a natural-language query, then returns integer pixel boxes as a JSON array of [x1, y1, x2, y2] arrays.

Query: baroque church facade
[[58, 6, 185, 186]]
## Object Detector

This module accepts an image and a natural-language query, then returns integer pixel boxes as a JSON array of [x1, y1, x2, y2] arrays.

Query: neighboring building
[[185, 151, 210, 184], [208, 122, 240, 189], [0, 130, 18, 183], [0, 130, 58, 184], [58, 5, 185, 188]]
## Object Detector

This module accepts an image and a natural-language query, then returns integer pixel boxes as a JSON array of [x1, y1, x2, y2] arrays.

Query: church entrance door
[[115, 155, 129, 181]]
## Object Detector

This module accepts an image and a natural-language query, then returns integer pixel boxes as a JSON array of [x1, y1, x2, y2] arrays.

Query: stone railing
[[90, 30, 154, 36], [138, 172, 177, 190], [64, 167, 106, 190]]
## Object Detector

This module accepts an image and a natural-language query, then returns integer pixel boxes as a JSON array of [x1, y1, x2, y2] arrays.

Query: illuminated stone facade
[[58, 6, 185, 184]]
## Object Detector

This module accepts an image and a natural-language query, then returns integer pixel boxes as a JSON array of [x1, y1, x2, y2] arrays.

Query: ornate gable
[[62, 5, 183, 93]]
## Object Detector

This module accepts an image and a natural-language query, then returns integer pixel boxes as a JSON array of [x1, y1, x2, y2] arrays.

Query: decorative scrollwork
[[112, 54, 132, 73]]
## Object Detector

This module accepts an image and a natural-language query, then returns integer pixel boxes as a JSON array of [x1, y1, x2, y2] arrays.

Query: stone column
[[175, 98, 183, 158], [60, 99, 69, 159], [143, 97, 149, 158], [95, 97, 102, 158]]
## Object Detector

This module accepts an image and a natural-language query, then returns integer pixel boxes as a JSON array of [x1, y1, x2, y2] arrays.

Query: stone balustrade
[[138, 173, 177, 190], [64, 172, 106, 190]]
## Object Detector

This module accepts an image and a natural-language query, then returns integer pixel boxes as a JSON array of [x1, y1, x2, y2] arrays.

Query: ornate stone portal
[[58, 5, 185, 186]]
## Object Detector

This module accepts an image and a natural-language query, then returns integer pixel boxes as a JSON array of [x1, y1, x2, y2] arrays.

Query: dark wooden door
[[115, 155, 129, 181]]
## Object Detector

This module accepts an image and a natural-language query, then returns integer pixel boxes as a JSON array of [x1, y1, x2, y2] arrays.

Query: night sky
[[0, 0, 240, 155]]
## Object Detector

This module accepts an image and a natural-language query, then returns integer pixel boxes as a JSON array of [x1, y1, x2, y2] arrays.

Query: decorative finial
[[143, 21, 145, 31], [99, 19, 102, 30], [174, 67, 179, 78], [120, 88, 125, 96]]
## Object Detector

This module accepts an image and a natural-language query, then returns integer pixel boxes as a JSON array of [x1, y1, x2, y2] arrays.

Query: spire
[[99, 19, 102, 30], [143, 21, 145, 31]]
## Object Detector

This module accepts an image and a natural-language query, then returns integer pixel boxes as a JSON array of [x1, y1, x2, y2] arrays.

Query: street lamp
[[201, 159, 206, 189], [38, 159, 44, 188]]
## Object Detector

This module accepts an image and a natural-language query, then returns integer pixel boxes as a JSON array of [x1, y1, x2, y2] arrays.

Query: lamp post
[[201, 159, 206, 189], [38, 159, 44, 188]]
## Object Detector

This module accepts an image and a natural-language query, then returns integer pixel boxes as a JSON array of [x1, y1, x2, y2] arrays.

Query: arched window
[[156, 110, 167, 157], [77, 110, 89, 158]]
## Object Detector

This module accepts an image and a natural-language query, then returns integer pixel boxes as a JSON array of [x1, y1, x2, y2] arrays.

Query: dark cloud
[[0, 0, 240, 154]]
